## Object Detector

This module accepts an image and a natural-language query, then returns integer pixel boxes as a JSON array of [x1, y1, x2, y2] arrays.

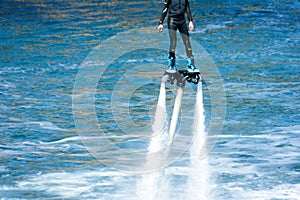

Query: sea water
[[1, 0, 299, 199]]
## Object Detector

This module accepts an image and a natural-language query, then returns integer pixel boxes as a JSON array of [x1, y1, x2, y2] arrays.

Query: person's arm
[[186, 0, 194, 31], [186, 0, 193, 22], [157, 0, 170, 32]]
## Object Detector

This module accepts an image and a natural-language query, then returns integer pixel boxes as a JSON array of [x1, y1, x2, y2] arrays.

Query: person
[[157, 0, 199, 72]]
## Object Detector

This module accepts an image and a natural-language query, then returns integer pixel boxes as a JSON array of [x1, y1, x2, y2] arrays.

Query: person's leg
[[178, 21, 193, 58], [178, 22, 198, 71], [168, 18, 177, 59], [167, 18, 177, 70]]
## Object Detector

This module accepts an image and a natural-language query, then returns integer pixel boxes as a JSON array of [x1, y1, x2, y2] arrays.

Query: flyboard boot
[[178, 57, 201, 84], [165, 57, 178, 85], [186, 57, 199, 73], [166, 57, 177, 73]]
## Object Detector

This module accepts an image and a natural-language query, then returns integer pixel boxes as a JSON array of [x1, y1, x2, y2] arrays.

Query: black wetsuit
[[159, 0, 193, 59]]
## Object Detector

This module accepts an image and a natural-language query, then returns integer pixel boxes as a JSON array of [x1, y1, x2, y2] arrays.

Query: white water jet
[[137, 77, 210, 200], [136, 75, 169, 200], [186, 82, 210, 200]]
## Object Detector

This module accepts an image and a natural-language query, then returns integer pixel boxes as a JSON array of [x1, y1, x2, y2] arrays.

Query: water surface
[[1, 0, 299, 199]]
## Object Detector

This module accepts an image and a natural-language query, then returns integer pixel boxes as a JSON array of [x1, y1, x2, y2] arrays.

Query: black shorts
[[168, 17, 189, 36]]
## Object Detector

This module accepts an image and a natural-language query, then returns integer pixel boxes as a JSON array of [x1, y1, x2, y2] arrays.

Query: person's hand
[[189, 21, 194, 31], [157, 24, 164, 32]]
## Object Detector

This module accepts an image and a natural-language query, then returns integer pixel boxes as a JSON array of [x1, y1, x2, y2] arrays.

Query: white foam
[[15, 170, 131, 199], [263, 125, 300, 135], [39, 136, 80, 145], [25, 121, 68, 131], [136, 172, 163, 200], [0, 165, 7, 172], [0, 81, 16, 89], [206, 24, 226, 30], [230, 184, 300, 200]]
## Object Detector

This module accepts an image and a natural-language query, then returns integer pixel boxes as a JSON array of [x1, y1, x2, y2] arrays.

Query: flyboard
[[162, 68, 201, 147]]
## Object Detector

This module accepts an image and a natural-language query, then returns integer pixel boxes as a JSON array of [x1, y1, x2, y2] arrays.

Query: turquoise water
[[1, 0, 299, 199]]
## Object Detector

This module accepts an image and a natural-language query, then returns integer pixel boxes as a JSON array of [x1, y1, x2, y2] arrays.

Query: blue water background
[[1, 0, 299, 199]]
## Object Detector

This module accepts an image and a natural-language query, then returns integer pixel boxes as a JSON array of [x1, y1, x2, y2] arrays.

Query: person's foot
[[186, 57, 199, 72], [167, 57, 177, 72]]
